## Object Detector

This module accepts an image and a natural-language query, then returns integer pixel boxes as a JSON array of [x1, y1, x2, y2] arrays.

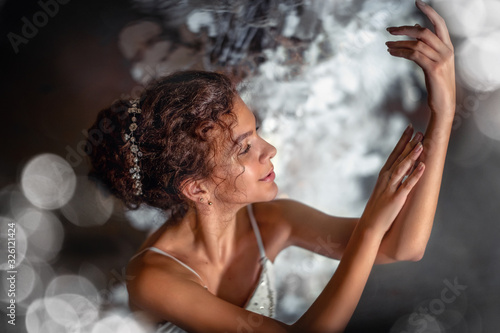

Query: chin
[[261, 183, 279, 202], [238, 183, 279, 204]]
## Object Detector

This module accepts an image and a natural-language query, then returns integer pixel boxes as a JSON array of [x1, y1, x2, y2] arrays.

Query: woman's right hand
[[291, 126, 427, 332], [359, 125, 425, 234]]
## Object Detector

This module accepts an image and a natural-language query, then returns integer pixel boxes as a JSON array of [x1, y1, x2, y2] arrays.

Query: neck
[[179, 203, 248, 266]]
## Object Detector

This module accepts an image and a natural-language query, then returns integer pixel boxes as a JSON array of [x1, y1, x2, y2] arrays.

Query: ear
[[181, 178, 208, 203]]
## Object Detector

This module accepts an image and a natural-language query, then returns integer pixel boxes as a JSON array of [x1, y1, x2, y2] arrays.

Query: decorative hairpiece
[[124, 99, 143, 196]]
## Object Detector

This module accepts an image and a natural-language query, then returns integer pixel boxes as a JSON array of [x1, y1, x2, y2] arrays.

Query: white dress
[[131, 204, 277, 333]]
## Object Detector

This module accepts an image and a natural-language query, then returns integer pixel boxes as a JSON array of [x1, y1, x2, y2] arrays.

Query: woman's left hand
[[386, 0, 455, 119]]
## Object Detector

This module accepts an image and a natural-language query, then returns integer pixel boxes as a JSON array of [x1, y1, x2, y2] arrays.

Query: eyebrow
[[235, 130, 253, 144], [233, 111, 257, 145]]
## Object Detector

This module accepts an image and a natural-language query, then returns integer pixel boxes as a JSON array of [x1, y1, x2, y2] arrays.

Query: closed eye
[[239, 143, 252, 155], [240, 126, 262, 154]]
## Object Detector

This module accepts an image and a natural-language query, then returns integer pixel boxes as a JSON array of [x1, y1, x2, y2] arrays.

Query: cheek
[[212, 153, 261, 193], [231, 163, 252, 188], [227, 160, 259, 192], [213, 160, 245, 189]]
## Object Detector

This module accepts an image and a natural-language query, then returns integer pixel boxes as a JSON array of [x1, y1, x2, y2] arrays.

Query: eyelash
[[239, 126, 259, 155], [240, 143, 251, 155]]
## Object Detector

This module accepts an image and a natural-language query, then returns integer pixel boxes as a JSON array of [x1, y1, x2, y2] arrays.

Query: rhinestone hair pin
[[124, 99, 143, 196]]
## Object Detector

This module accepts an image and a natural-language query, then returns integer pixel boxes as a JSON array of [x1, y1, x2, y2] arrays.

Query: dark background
[[1, 0, 499, 332]]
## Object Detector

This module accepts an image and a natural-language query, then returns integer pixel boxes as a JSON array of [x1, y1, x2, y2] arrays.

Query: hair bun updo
[[86, 70, 237, 224]]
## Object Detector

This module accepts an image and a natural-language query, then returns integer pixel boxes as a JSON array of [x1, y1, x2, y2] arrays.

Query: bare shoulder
[[252, 198, 299, 216], [250, 199, 301, 260], [126, 250, 288, 332], [252, 198, 312, 225], [126, 250, 204, 317]]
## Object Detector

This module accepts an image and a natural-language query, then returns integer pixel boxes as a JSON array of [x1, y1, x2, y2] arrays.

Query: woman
[[87, 1, 455, 331]]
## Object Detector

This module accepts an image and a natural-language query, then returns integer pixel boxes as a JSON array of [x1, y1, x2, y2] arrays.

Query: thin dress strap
[[130, 246, 208, 289], [247, 204, 267, 260]]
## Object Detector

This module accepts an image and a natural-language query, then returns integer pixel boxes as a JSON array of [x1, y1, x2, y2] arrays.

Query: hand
[[386, 0, 456, 119], [360, 125, 425, 234]]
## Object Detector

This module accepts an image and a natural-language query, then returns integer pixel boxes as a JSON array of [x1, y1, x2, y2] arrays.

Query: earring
[[199, 197, 212, 205]]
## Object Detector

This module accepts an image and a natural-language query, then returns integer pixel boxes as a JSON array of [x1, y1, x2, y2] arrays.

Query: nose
[[260, 139, 277, 163]]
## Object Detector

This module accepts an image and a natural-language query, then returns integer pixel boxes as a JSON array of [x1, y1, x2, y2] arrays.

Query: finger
[[386, 25, 448, 55], [398, 161, 425, 195], [403, 158, 421, 181], [381, 124, 414, 172], [386, 40, 441, 62], [415, 0, 453, 49], [386, 47, 435, 72], [389, 142, 423, 188], [390, 131, 423, 171]]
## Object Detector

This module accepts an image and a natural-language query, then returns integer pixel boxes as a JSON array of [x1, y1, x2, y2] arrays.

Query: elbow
[[406, 251, 425, 262], [393, 246, 426, 262]]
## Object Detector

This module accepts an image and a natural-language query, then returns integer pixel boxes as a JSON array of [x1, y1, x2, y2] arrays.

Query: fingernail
[[414, 132, 423, 141], [416, 0, 427, 6], [404, 123, 413, 134], [418, 162, 424, 171], [386, 27, 396, 32], [415, 142, 423, 153]]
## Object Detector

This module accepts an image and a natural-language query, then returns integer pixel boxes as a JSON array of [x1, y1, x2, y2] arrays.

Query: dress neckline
[[130, 203, 272, 299]]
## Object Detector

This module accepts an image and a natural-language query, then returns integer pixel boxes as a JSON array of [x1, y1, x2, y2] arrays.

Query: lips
[[259, 168, 275, 181]]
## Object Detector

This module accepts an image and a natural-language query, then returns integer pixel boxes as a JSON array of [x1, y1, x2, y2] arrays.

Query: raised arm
[[378, 0, 456, 262], [289, 122, 426, 331], [128, 134, 425, 333]]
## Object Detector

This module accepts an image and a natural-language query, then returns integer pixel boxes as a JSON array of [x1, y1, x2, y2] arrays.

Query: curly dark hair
[[86, 70, 238, 223]]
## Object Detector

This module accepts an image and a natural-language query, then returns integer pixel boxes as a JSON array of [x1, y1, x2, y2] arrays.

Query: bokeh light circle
[[457, 31, 500, 92], [0, 185, 32, 221], [0, 260, 36, 305], [42, 294, 99, 331], [21, 153, 77, 210], [61, 293, 99, 327], [45, 275, 100, 306], [25, 297, 74, 333], [60, 176, 115, 227], [432, 0, 486, 38], [25, 298, 46, 333], [18, 209, 64, 262], [44, 296, 80, 329], [17, 261, 57, 314], [91, 312, 152, 333], [124, 204, 169, 231]]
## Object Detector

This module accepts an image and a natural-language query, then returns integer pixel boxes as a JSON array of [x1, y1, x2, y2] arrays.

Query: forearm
[[291, 224, 384, 332], [379, 111, 454, 261]]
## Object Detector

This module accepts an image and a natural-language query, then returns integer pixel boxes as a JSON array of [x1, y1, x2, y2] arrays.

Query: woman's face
[[209, 95, 278, 205]]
